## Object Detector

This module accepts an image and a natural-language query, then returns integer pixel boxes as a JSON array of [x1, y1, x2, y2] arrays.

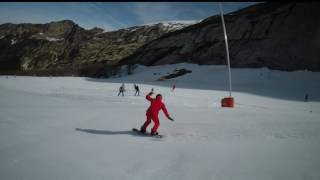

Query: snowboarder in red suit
[[140, 92, 174, 135]]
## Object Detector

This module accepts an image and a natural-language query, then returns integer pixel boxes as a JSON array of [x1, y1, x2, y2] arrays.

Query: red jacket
[[146, 94, 170, 118]]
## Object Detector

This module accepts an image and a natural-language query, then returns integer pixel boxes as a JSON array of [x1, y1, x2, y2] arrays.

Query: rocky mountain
[[1, 2, 319, 76], [119, 2, 320, 71], [0, 20, 194, 74]]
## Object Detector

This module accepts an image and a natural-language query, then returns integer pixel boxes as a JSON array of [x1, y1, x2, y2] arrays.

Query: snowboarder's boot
[[151, 132, 159, 136], [140, 127, 146, 134]]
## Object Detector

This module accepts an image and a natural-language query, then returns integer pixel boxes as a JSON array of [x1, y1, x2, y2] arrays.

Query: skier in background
[[140, 91, 174, 136], [118, 83, 125, 96], [172, 84, 176, 92], [134, 84, 140, 96], [305, 94, 309, 102]]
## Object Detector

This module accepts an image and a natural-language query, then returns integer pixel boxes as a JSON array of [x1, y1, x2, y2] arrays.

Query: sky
[[0, 2, 259, 31]]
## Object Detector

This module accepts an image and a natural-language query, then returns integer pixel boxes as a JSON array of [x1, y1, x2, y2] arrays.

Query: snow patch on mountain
[[145, 20, 200, 31], [45, 37, 64, 42], [10, 39, 16, 45]]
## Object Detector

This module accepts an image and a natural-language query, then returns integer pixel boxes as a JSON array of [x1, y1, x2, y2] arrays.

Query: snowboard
[[132, 128, 164, 138]]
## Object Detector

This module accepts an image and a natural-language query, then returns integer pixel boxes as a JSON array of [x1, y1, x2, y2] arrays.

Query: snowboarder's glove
[[168, 117, 174, 121], [148, 92, 154, 95]]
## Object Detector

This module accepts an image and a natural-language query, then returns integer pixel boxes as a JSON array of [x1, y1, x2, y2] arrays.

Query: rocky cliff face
[[120, 2, 320, 71], [0, 20, 83, 71], [0, 20, 192, 72], [1, 2, 319, 75]]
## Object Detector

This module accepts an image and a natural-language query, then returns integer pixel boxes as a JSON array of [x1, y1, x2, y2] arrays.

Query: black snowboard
[[132, 128, 164, 138]]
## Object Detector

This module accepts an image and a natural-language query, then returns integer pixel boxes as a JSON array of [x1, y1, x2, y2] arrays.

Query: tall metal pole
[[219, 2, 232, 97]]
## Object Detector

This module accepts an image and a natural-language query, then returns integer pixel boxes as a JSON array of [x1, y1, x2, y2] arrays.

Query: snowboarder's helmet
[[156, 94, 162, 99]]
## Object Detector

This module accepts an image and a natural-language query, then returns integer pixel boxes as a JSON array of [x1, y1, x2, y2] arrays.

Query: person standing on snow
[[134, 84, 140, 96], [305, 94, 309, 102], [140, 91, 174, 135], [172, 84, 176, 92], [118, 83, 125, 96]]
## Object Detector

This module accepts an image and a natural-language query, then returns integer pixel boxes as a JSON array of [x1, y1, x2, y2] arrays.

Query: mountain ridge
[[0, 19, 193, 75], [118, 2, 320, 72], [1, 2, 319, 77]]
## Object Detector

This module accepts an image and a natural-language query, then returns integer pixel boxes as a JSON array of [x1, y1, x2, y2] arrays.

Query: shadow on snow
[[75, 128, 147, 137]]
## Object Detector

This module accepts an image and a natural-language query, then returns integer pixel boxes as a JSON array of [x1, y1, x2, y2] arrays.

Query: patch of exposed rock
[[120, 3, 320, 71]]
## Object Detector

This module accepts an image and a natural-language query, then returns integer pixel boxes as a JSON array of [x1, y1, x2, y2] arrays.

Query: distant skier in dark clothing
[[172, 84, 176, 92], [134, 84, 140, 96], [118, 83, 125, 96], [140, 91, 174, 136], [305, 94, 309, 102]]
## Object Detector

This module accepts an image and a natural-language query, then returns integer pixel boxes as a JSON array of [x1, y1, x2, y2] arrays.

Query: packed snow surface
[[1, 63, 320, 180]]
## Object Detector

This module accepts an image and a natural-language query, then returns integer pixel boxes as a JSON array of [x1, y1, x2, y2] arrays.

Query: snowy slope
[[1, 63, 320, 180]]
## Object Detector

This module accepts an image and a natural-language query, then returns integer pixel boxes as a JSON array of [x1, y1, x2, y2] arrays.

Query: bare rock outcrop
[[120, 3, 320, 71]]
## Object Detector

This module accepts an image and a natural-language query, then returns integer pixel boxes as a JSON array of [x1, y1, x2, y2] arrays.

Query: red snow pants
[[141, 114, 160, 134]]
